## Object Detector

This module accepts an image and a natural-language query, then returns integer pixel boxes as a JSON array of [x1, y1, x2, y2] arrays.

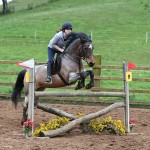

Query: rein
[[64, 40, 87, 62], [63, 52, 81, 64]]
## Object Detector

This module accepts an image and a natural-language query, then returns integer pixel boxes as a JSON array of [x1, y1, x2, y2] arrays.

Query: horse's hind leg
[[21, 96, 28, 125]]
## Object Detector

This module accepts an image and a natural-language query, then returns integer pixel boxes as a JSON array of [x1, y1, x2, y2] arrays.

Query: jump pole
[[123, 61, 130, 133], [35, 91, 125, 97]]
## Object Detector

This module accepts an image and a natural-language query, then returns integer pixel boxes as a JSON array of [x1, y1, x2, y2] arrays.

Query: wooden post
[[123, 62, 130, 133], [28, 66, 35, 133], [93, 55, 101, 91], [16, 58, 35, 136]]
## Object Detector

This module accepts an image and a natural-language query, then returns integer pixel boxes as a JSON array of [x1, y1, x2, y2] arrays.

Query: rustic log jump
[[26, 60, 130, 137], [39, 102, 125, 137], [37, 103, 76, 120]]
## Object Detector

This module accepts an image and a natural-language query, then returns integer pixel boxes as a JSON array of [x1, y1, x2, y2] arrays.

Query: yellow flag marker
[[25, 71, 30, 83], [126, 72, 132, 82]]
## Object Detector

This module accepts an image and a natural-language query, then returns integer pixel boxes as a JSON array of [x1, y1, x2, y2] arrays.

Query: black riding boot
[[45, 62, 52, 83]]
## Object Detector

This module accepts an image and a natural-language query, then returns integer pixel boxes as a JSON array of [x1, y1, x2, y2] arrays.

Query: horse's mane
[[65, 32, 91, 49]]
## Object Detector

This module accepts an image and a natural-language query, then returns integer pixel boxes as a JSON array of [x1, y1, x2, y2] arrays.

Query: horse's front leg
[[75, 70, 94, 90], [85, 70, 94, 89], [21, 96, 28, 125], [75, 71, 86, 90]]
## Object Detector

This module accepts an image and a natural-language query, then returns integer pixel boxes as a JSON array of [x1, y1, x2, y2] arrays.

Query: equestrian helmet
[[62, 22, 73, 30]]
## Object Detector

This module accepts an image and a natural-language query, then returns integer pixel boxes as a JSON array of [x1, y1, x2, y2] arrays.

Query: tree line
[[1, 0, 9, 14]]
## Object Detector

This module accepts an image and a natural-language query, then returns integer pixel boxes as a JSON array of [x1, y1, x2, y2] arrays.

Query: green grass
[[0, 0, 150, 102]]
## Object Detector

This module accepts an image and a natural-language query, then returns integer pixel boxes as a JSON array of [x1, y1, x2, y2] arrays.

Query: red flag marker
[[128, 62, 136, 71]]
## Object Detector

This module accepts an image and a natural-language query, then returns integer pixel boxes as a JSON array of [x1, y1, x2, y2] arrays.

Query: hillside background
[[0, 0, 150, 65], [0, 0, 150, 101]]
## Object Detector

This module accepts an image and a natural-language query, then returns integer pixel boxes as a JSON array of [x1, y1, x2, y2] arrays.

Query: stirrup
[[45, 76, 52, 83]]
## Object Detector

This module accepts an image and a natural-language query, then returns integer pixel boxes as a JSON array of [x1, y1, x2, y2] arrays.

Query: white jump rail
[[35, 91, 125, 97]]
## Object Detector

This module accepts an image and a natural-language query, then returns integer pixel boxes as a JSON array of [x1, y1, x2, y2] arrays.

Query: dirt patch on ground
[[0, 100, 149, 150]]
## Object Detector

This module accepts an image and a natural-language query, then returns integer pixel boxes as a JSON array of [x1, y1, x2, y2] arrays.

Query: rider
[[45, 22, 73, 83]]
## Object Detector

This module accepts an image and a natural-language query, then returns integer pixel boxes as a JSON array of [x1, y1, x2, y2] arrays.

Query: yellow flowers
[[32, 115, 126, 137], [77, 112, 84, 118], [84, 116, 126, 135], [32, 117, 70, 136]]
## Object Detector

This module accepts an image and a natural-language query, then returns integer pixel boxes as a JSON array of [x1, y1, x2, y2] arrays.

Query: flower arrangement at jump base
[[23, 119, 34, 137], [81, 116, 126, 135], [129, 117, 135, 131], [32, 117, 70, 136], [32, 114, 126, 137]]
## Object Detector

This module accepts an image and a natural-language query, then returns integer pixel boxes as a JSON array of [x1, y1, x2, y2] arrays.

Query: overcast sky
[[0, 0, 13, 5]]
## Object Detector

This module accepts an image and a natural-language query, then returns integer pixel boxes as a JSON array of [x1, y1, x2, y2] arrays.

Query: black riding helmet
[[62, 22, 73, 30]]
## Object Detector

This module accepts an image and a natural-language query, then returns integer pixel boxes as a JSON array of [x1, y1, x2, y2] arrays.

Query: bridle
[[64, 39, 93, 64], [79, 41, 93, 60]]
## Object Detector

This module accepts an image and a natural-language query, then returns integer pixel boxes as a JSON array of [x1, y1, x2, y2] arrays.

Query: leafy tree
[[2, 0, 9, 14]]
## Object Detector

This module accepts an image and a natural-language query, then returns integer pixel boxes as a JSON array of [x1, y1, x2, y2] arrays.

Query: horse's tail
[[11, 69, 27, 108]]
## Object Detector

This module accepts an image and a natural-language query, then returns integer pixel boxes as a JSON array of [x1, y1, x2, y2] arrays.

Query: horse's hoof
[[34, 102, 37, 107], [21, 119, 27, 125], [75, 84, 85, 90], [75, 86, 81, 90], [21, 121, 23, 125], [21, 120, 25, 125], [21, 115, 28, 125], [85, 83, 94, 89]]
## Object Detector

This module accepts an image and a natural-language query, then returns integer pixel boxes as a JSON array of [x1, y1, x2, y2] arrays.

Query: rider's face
[[64, 28, 72, 36]]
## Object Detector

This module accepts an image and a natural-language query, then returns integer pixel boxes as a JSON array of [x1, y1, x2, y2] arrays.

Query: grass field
[[0, 0, 150, 101]]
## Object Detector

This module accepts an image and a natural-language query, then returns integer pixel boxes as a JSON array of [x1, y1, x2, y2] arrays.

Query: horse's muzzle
[[88, 62, 95, 67], [86, 56, 95, 67]]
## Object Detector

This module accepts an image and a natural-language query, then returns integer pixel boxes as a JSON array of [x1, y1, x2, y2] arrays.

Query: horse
[[11, 32, 95, 124]]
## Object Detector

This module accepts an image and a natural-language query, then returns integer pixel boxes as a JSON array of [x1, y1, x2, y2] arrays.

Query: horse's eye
[[84, 47, 89, 50]]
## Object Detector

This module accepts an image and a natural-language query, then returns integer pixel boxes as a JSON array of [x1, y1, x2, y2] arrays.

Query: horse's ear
[[69, 32, 79, 38], [65, 32, 79, 49], [89, 35, 92, 41]]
